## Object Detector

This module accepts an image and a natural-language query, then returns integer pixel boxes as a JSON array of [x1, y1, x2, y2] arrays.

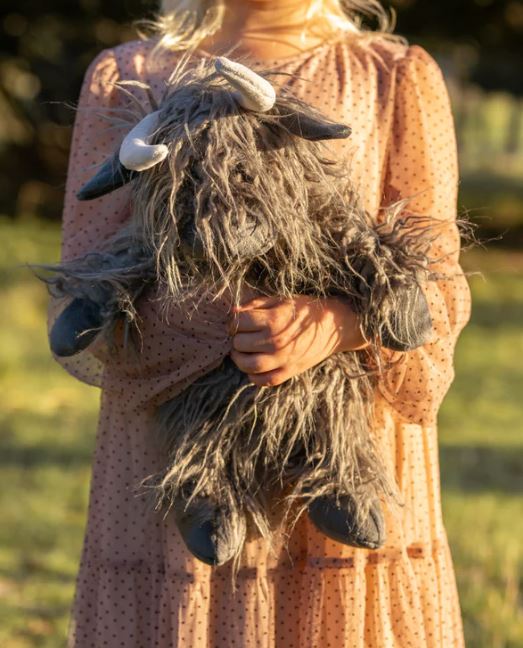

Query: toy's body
[[41, 58, 433, 570]]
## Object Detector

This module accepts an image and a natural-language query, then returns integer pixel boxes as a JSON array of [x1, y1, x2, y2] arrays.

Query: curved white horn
[[119, 111, 169, 172], [215, 57, 276, 112]]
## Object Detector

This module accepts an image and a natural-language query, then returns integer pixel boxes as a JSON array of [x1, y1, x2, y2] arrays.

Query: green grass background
[[0, 217, 521, 647]]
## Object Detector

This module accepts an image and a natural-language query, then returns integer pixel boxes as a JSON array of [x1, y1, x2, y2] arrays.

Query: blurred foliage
[[0, 0, 149, 220], [390, 0, 523, 94], [452, 88, 523, 247], [0, 218, 522, 646], [0, 1, 522, 231]]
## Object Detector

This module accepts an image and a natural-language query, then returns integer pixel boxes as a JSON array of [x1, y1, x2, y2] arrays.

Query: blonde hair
[[153, 0, 395, 52]]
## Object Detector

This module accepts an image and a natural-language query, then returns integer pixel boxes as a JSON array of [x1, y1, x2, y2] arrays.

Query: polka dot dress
[[53, 33, 472, 648]]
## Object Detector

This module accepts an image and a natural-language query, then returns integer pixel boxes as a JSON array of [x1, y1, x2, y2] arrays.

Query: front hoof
[[174, 497, 247, 566], [50, 297, 103, 357], [308, 494, 385, 550], [380, 284, 433, 352]]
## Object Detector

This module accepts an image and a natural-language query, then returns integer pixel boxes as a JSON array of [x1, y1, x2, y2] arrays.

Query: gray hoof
[[381, 284, 433, 352], [308, 494, 385, 550], [174, 496, 247, 566], [50, 297, 103, 357]]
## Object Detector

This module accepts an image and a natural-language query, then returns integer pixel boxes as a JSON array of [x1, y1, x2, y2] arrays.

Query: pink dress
[[51, 32, 471, 648]]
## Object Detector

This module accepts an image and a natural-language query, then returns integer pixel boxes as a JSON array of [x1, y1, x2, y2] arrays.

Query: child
[[53, 1, 471, 646]]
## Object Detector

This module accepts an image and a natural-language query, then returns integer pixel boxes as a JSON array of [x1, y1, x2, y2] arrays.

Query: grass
[[0, 218, 99, 647], [440, 248, 523, 648], [0, 217, 521, 647]]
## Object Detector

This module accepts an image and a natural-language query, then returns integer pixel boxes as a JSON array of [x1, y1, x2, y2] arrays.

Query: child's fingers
[[234, 309, 272, 332], [230, 349, 283, 374], [227, 309, 269, 335]]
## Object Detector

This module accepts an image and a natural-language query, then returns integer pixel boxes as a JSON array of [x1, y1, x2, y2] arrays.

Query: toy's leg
[[173, 491, 247, 566], [157, 357, 256, 565], [307, 493, 385, 550], [50, 297, 104, 357]]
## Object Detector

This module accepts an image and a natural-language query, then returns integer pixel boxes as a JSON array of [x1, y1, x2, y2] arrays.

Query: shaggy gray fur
[[37, 58, 437, 575]]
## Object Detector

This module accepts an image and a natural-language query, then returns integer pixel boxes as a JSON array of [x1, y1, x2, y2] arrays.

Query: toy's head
[[78, 57, 356, 300]]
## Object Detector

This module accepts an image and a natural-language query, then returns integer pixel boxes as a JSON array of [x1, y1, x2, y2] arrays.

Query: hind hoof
[[174, 496, 247, 566], [308, 494, 385, 550]]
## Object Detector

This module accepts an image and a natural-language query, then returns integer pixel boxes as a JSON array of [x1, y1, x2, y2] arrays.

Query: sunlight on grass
[[440, 251, 523, 648], [0, 217, 521, 647], [0, 218, 99, 647]]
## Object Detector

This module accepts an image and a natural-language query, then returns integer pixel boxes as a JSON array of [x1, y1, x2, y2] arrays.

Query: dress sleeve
[[61, 48, 132, 262], [48, 48, 132, 387], [377, 45, 471, 426]]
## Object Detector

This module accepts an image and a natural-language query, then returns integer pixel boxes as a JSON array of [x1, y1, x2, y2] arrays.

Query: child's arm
[[376, 45, 472, 427], [48, 48, 132, 386], [61, 49, 132, 262]]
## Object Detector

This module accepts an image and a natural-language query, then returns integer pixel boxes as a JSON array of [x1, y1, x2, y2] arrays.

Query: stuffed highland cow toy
[[40, 58, 433, 569]]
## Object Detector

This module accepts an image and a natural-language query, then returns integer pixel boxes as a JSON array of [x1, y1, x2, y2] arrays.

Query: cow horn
[[119, 111, 169, 171], [214, 57, 276, 112]]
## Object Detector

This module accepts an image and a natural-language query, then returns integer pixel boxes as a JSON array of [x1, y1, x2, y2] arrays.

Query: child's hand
[[228, 295, 369, 387]]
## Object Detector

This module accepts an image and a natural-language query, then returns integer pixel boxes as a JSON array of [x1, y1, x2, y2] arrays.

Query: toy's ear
[[77, 152, 137, 201], [279, 111, 351, 141]]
